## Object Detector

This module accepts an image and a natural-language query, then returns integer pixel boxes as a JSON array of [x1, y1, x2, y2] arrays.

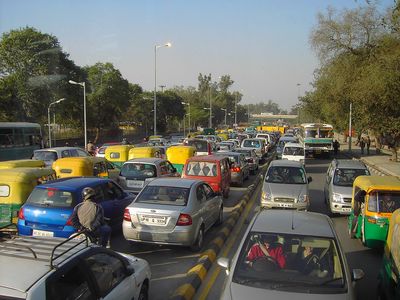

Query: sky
[[0, 0, 394, 110]]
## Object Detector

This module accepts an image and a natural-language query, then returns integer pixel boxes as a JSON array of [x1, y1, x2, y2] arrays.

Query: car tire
[[138, 283, 149, 300], [191, 226, 204, 252], [215, 206, 223, 226]]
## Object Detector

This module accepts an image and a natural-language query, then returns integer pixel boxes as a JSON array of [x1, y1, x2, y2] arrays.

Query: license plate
[[127, 180, 144, 188], [278, 203, 292, 208], [342, 208, 351, 212], [139, 215, 167, 226], [32, 229, 54, 237], [315, 150, 321, 154]]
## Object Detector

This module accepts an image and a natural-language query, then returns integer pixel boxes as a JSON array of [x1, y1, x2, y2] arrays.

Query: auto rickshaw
[[128, 146, 162, 160], [166, 145, 196, 174], [52, 156, 119, 179], [0, 159, 45, 169], [378, 208, 400, 299], [348, 175, 400, 248], [105, 145, 134, 169], [0, 167, 56, 230], [217, 133, 229, 141]]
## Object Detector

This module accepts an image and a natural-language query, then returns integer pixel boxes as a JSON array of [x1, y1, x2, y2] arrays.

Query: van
[[184, 138, 212, 155], [182, 155, 231, 198], [282, 142, 305, 165]]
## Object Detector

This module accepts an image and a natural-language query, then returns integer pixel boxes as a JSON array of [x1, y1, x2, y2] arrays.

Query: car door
[[203, 183, 220, 226], [101, 181, 131, 225], [195, 184, 211, 229], [325, 164, 334, 201]]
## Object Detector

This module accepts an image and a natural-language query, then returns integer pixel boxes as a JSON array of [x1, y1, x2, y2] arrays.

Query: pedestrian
[[71, 187, 111, 247], [359, 137, 365, 155], [86, 140, 95, 155], [333, 139, 340, 156], [366, 136, 371, 155]]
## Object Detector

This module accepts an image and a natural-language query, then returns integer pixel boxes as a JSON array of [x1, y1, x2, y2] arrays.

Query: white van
[[282, 142, 305, 165]]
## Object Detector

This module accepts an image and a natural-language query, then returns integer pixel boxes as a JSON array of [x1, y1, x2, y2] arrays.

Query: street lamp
[[154, 42, 172, 136], [68, 80, 87, 147], [221, 108, 227, 127], [48, 98, 66, 147], [182, 102, 191, 134], [203, 107, 212, 128]]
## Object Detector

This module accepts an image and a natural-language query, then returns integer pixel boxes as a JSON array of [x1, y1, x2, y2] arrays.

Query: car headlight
[[332, 193, 342, 203], [299, 195, 309, 203], [261, 191, 271, 201]]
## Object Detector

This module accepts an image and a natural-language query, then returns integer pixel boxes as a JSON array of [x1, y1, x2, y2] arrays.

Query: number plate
[[278, 203, 292, 208], [342, 207, 351, 212], [139, 215, 167, 226], [127, 180, 144, 188], [32, 229, 54, 237]]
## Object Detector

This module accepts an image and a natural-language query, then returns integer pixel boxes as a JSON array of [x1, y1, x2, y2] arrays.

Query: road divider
[[169, 156, 272, 300]]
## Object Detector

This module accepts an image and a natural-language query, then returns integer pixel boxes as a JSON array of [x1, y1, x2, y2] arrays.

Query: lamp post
[[221, 108, 227, 127], [203, 107, 212, 128], [48, 98, 66, 147], [154, 42, 172, 136], [208, 86, 212, 128], [68, 80, 87, 147], [234, 93, 238, 127], [182, 101, 191, 134], [348, 102, 352, 152]]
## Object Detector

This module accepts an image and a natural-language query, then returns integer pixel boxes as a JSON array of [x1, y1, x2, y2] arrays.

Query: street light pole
[[68, 80, 86, 147], [234, 93, 237, 126], [182, 102, 191, 134], [221, 108, 227, 127], [48, 98, 66, 148], [208, 86, 212, 128], [154, 42, 172, 136], [348, 102, 352, 152]]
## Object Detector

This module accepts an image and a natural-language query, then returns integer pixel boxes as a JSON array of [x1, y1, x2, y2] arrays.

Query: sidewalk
[[335, 134, 400, 178]]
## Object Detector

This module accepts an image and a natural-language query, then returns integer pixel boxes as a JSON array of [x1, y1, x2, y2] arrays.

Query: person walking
[[71, 187, 111, 247], [333, 139, 340, 156], [366, 136, 371, 155], [359, 137, 365, 155]]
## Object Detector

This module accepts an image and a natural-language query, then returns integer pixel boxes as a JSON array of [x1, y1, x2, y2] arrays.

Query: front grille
[[343, 198, 352, 203], [274, 197, 295, 203]]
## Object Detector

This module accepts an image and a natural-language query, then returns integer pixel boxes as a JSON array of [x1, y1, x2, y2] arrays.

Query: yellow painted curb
[[173, 283, 196, 300], [211, 236, 224, 249], [188, 264, 208, 281], [221, 227, 230, 237], [201, 249, 217, 262]]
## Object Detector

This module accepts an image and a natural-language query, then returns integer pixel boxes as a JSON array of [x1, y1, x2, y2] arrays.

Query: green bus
[[0, 122, 43, 161], [299, 123, 334, 157]]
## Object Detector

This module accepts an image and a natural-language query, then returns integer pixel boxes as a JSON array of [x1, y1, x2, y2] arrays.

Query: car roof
[[332, 159, 367, 169], [279, 136, 297, 141], [215, 151, 241, 156], [187, 154, 227, 162], [37, 177, 111, 192], [147, 177, 199, 188], [251, 210, 334, 237], [269, 160, 303, 167], [125, 157, 164, 164], [0, 236, 90, 293]]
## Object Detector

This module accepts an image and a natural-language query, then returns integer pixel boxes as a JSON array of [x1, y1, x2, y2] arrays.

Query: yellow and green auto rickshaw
[[52, 156, 119, 180], [0, 159, 45, 169], [128, 146, 162, 160], [166, 145, 196, 174], [348, 175, 400, 248], [0, 167, 56, 229], [217, 133, 229, 141], [378, 208, 400, 299], [105, 145, 134, 169]]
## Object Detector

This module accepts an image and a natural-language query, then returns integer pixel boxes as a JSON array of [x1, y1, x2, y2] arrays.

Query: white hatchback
[[282, 142, 305, 165]]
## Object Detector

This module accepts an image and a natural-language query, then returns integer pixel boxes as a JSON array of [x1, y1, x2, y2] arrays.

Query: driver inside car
[[246, 235, 286, 269], [296, 245, 329, 278]]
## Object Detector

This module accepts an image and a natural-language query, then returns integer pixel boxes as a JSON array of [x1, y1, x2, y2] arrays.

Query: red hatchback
[[182, 155, 231, 198]]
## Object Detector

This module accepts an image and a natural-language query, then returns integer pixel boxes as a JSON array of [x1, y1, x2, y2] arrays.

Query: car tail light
[[65, 215, 73, 226], [176, 213, 192, 226], [124, 208, 132, 222], [210, 182, 220, 192], [231, 166, 241, 172], [18, 207, 25, 220]]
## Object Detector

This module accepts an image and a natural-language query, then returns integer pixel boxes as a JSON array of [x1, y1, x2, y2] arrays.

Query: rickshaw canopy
[[128, 146, 162, 160], [0, 159, 45, 169], [52, 156, 109, 178], [166, 146, 196, 165], [105, 145, 134, 162]]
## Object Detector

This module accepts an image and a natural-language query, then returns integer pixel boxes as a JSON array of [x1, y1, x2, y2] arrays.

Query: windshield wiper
[[320, 277, 343, 286]]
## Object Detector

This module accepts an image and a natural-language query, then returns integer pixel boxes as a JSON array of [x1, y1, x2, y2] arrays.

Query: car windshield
[[120, 163, 157, 178], [265, 166, 307, 184], [136, 186, 189, 206], [283, 147, 304, 156], [26, 188, 75, 208], [186, 161, 217, 177], [333, 168, 370, 187], [232, 232, 345, 293], [33, 151, 58, 161], [368, 191, 400, 213], [243, 140, 260, 148], [187, 140, 208, 152]]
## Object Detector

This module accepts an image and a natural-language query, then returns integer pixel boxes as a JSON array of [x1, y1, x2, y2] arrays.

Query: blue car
[[17, 177, 134, 238]]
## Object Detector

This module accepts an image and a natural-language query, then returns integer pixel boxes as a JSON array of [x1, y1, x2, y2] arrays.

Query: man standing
[[359, 138, 365, 155], [333, 139, 340, 156]]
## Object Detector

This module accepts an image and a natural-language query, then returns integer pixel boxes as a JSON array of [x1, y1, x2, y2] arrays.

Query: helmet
[[82, 187, 96, 201]]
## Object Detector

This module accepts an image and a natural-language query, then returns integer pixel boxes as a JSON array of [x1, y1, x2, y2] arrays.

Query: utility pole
[[159, 85, 166, 92], [348, 102, 352, 152]]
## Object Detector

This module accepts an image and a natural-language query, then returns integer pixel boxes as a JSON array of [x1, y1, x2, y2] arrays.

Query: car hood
[[226, 282, 350, 300], [264, 182, 307, 199], [331, 185, 353, 198]]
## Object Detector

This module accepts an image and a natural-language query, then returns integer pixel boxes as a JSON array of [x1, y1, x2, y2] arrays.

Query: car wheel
[[138, 282, 148, 300], [215, 206, 223, 226], [191, 226, 204, 252]]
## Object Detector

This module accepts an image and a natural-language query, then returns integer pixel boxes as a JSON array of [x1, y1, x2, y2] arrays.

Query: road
[[196, 154, 382, 300]]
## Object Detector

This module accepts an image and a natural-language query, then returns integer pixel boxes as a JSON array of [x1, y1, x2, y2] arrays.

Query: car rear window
[[283, 147, 304, 156], [120, 163, 157, 178], [243, 140, 260, 148], [186, 140, 208, 152], [136, 186, 189, 206], [33, 151, 58, 161], [26, 188, 75, 207], [186, 161, 217, 177]]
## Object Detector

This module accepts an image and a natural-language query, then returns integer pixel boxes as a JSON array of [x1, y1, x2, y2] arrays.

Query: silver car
[[324, 159, 370, 215], [32, 147, 90, 167], [215, 151, 250, 186], [234, 148, 260, 174], [122, 178, 223, 251], [218, 210, 364, 300], [117, 158, 179, 194], [261, 160, 311, 210]]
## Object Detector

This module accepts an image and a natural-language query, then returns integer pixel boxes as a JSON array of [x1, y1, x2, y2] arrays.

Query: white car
[[0, 234, 151, 300], [282, 142, 306, 165]]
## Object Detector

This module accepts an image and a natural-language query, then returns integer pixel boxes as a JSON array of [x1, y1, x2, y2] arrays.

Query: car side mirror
[[352, 269, 364, 281], [217, 257, 230, 275], [126, 264, 135, 276], [308, 176, 313, 183]]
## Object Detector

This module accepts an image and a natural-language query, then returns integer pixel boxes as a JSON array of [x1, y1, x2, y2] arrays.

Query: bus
[[299, 123, 334, 157], [0, 122, 43, 161]]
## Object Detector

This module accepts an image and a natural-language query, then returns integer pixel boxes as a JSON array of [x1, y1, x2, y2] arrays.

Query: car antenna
[[291, 210, 295, 230]]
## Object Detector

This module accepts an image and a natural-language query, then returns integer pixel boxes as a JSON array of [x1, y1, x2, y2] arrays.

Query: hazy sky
[[0, 0, 393, 110]]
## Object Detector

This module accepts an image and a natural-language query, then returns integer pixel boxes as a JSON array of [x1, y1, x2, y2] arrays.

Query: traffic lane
[[110, 172, 261, 300], [305, 157, 382, 300]]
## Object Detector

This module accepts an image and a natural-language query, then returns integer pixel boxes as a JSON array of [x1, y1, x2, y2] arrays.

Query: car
[[17, 177, 134, 238], [183, 138, 213, 156], [276, 136, 298, 159], [32, 147, 91, 167], [261, 160, 312, 210], [282, 142, 306, 165], [122, 178, 223, 251], [324, 159, 370, 215], [0, 234, 151, 300], [240, 138, 266, 158], [217, 142, 235, 152], [215, 151, 250, 186], [96, 142, 122, 158], [234, 148, 260, 174], [117, 157, 180, 194], [217, 210, 364, 300]]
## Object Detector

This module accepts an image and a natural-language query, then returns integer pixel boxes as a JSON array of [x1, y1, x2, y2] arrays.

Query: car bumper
[[230, 172, 243, 184], [17, 223, 75, 238], [122, 221, 197, 246], [260, 200, 309, 210], [330, 202, 352, 215]]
